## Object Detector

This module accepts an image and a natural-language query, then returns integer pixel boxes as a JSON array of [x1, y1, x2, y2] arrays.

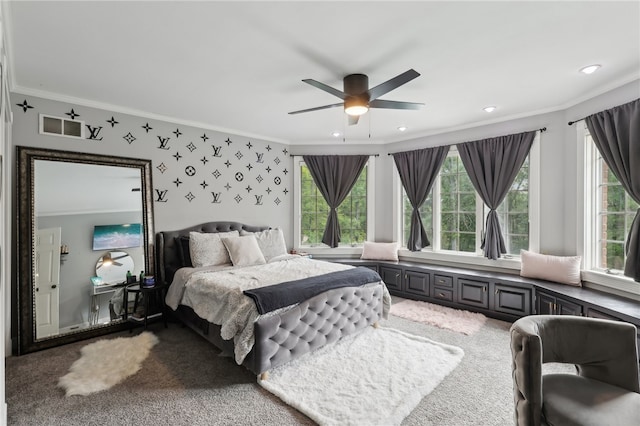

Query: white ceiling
[[6, 1, 640, 145]]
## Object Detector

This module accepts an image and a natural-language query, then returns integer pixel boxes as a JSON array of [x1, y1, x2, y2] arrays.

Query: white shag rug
[[391, 299, 487, 335], [258, 326, 464, 426], [58, 331, 159, 396]]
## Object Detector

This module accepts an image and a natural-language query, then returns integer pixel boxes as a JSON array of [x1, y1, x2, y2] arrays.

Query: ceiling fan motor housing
[[344, 74, 369, 96]]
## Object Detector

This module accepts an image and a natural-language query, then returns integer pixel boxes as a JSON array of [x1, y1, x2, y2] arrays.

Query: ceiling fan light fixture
[[344, 97, 369, 116]]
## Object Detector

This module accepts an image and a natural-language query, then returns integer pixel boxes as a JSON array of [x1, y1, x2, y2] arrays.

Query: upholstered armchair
[[510, 315, 640, 426]]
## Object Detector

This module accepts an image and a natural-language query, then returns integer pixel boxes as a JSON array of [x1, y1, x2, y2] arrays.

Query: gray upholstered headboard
[[155, 221, 269, 285]]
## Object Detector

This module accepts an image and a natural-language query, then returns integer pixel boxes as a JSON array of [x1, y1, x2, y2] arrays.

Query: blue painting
[[92, 223, 142, 250]]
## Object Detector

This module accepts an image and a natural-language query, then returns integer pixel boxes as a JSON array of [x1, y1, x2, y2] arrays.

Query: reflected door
[[35, 227, 61, 338]]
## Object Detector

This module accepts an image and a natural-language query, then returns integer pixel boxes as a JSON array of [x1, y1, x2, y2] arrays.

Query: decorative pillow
[[189, 230, 239, 267], [520, 250, 582, 286], [175, 236, 193, 267], [361, 241, 399, 261], [240, 228, 287, 261], [221, 235, 266, 267]]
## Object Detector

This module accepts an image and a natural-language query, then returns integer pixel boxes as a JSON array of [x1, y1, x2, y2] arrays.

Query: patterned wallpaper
[[12, 95, 293, 234]]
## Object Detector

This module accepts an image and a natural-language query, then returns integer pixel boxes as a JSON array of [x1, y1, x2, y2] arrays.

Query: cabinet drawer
[[457, 279, 489, 309], [433, 287, 453, 302], [433, 274, 453, 288]]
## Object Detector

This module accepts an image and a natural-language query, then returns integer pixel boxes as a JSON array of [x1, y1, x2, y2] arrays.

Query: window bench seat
[[317, 258, 640, 330]]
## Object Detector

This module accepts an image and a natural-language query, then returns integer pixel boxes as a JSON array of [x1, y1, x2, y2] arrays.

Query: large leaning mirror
[[15, 146, 154, 354]]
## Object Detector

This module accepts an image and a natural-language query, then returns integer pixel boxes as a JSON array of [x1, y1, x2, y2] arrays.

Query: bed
[[156, 221, 391, 376]]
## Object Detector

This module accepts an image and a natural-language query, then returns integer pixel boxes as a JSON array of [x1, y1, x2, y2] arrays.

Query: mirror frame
[[14, 146, 155, 354]]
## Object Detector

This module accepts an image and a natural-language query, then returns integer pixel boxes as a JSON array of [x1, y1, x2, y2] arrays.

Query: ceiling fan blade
[[113, 261, 123, 267], [348, 115, 360, 126], [289, 103, 344, 115], [369, 99, 424, 110], [302, 79, 346, 100], [367, 69, 420, 101]]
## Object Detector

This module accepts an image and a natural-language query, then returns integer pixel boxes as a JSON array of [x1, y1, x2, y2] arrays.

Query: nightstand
[[123, 282, 169, 330]]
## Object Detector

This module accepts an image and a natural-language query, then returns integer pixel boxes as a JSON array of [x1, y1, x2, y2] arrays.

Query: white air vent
[[39, 114, 85, 139]]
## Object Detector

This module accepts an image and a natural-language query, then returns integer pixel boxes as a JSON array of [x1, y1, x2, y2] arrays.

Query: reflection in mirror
[[95, 251, 135, 284], [16, 147, 154, 354], [34, 161, 144, 339]]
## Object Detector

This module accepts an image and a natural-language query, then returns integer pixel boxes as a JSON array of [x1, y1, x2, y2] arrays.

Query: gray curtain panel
[[393, 146, 450, 251], [586, 98, 640, 281], [302, 155, 369, 248], [457, 131, 536, 260]]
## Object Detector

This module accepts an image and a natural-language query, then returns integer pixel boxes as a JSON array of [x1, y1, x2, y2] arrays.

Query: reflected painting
[[92, 224, 142, 250]]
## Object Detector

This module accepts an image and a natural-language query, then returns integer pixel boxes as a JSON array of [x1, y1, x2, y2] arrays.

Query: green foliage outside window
[[496, 157, 530, 255], [402, 152, 530, 255], [440, 155, 476, 252], [300, 164, 367, 246]]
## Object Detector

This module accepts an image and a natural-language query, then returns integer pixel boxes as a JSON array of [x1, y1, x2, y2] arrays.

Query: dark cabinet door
[[494, 284, 532, 316], [457, 279, 489, 309], [557, 298, 583, 316], [404, 270, 430, 297], [379, 266, 403, 292], [536, 291, 583, 316], [536, 292, 556, 315]]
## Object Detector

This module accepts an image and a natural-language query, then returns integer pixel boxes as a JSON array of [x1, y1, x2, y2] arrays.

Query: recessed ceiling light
[[331, 131, 341, 138], [397, 126, 408, 132], [579, 64, 601, 75], [483, 106, 497, 113]]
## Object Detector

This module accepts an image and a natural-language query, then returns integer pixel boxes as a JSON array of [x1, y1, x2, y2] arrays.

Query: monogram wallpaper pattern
[[12, 95, 293, 234]]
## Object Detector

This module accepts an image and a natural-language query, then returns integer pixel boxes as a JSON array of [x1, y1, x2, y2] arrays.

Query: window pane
[[497, 156, 529, 255], [299, 163, 368, 247], [591, 136, 637, 271]]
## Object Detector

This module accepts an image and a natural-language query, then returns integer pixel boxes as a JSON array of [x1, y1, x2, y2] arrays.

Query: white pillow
[[240, 228, 288, 261], [189, 230, 239, 267], [222, 235, 266, 267], [360, 241, 399, 261], [520, 250, 582, 286]]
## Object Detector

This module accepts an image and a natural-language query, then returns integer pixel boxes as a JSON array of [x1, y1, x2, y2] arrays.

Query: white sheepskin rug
[[391, 299, 487, 335], [58, 331, 159, 396], [258, 326, 464, 426]]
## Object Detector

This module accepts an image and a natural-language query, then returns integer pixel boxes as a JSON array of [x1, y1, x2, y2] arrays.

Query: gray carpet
[[7, 303, 521, 425]]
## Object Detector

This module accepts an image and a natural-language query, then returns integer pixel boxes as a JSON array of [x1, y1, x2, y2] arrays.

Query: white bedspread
[[166, 256, 391, 364]]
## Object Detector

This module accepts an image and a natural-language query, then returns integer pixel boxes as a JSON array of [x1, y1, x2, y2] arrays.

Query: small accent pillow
[[361, 241, 399, 261], [189, 230, 239, 267], [222, 235, 266, 267], [240, 228, 287, 261], [520, 250, 582, 286]]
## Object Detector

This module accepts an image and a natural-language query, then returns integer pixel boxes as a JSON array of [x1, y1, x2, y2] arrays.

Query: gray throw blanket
[[243, 266, 382, 314]]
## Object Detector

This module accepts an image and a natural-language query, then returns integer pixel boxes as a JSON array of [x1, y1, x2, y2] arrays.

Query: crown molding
[[11, 85, 291, 145]]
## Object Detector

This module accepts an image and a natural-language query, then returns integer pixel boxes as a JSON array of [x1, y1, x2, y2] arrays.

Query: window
[[401, 149, 530, 256], [496, 157, 530, 254], [295, 158, 374, 248], [439, 153, 477, 252], [587, 133, 639, 272]]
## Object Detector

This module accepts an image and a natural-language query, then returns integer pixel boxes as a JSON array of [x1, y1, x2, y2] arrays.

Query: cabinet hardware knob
[[438, 292, 445, 297], [35, 288, 39, 292], [51, 285, 57, 289], [495, 289, 499, 294], [483, 286, 487, 292]]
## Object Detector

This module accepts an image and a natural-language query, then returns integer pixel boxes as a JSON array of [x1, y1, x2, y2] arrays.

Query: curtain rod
[[568, 117, 586, 126], [288, 154, 380, 157], [386, 127, 547, 155]]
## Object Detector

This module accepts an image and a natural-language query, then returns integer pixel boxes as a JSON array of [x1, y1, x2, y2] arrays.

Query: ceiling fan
[[289, 69, 424, 125]]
